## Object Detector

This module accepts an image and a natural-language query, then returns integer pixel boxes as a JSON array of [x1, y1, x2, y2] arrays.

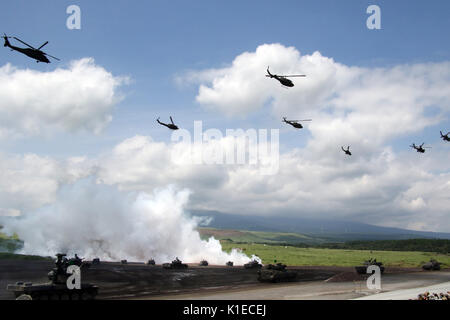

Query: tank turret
[[257, 263, 297, 283], [422, 259, 441, 271], [355, 258, 385, 274], [163, 257, 188, 269], [244, 259, 262, 269]]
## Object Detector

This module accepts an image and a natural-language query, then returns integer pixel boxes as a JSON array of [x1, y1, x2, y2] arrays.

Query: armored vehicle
[[163, 257, 188, 269], [92, 258, 100, 265], [226, 261, 234, 267], [244, 259, 262, 269], [199, 260, 208, 266], [121, 259, 128, 264], [7, 253, 98, 300], [355, 258, 385, 274], [147, 259, 156, 265], [422, 259, 441, 271], [257, 263, 297, 283]]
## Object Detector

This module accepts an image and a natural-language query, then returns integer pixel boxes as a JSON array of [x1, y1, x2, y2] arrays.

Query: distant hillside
[[192, 210, 450, 241], [318, 239, 450, 254]]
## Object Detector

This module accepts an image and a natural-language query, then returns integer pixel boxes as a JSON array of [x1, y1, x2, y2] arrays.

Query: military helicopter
[[341, 146, 352, 156], [266, 66, 306, 87], [410, 143, 431, 153], [282, 117, 311, 129], [440, 131, 450, 142], [2, 34, 60, 63], [157, 116, 179, 130]]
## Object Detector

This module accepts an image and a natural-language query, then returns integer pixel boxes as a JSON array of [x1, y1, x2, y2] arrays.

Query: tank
[[7, 253, 98, 300], [226, 261, 234, 267], [92, 258, 100, 265], [422, 259, 441, 271], [199, 260, 208, 266], [163, 257, 188, 269], [147, 259, 156, 265], [244, 259, 262, 269], [355, 258, 385, 274], [121, 259, 128, 264], [257, 263, 297, 283]]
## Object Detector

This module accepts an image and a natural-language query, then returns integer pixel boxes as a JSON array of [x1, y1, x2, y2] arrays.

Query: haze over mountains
[[192, 211, 450, 241]]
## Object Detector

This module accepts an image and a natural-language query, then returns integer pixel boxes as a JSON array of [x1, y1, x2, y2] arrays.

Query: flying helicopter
[[341, 146, 352, 156], [410, 143, 431, 153], [156, 116, 179, 130], [440, 131, 450, 142], [266, 66, 306, 87], [2, 34, 60, 63], [282, 117, 312, 129]]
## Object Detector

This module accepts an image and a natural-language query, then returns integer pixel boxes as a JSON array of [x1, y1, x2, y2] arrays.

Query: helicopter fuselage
[[275, 76, 294, 87], [6, 43, 50, 63], [286, 121, 303, 129]]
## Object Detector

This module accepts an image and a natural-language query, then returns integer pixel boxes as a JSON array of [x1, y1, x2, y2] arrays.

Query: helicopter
[[440, 131, 450, 142], [266, 66, 305, 87], [410, 143, 431, 153], [282, 117, 311, 129], [2, 34, 59, 63], [157, 116, 179, 130], [341, 146, 352, 156]]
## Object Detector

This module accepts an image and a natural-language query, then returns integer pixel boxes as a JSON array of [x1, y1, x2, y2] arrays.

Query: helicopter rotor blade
[[43, 52, 60, 61], [37, 41, 49, 50], [13, 37, 36, 50], [283, 75, 306, 78], [170, 116, 174, 124]]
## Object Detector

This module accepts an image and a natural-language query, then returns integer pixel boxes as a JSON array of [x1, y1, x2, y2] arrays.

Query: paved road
[[354, 281, 450, 300], [143, 271, 450, 300]]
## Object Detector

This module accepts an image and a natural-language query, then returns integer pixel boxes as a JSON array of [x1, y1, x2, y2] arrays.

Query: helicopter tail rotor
[[2, 33, 11, 47]]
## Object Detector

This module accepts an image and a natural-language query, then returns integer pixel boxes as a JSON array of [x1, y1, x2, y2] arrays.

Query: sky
[[0, 0, 449, 235]]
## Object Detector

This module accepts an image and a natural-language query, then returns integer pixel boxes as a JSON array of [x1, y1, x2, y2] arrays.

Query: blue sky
[[2, 0, 449, 157], [0, 1, 449, 232]]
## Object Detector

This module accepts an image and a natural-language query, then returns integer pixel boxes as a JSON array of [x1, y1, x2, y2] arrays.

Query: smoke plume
[[3, 179, 254, 265]]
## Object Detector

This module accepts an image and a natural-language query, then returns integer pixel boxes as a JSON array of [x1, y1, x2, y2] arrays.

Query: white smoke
[[3, 178, 254, 265]]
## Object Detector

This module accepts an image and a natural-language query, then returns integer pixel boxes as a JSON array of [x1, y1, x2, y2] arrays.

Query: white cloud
[[0, 152, 93, 214], [0, 58, 128, 137], [1, 44, 449, 236], [185, 44, 450, 151]]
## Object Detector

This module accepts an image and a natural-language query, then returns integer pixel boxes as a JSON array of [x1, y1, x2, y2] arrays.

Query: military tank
[[355, 258, 385, 274], [147, 259, 156, 265], [92, 258, 100, 265], [257, 263, 297, 283], [7, 253, 98, 300], [422, 259, 441, 271], [199, 260, 208, 266], [163, 257, 188, 269], [226, 261, 234, 267], [244, 259, 262, 269]]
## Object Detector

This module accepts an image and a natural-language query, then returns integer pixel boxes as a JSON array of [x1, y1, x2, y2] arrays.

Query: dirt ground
[[0, 259, 446, 300]]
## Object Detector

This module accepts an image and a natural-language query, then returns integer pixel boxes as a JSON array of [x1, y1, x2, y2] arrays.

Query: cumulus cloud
[[0, 152, 93, 215], [91, 135, 450, 232], [184, 44, 450, 149], [0, 58, 128, 137], [1, 44, 449, 247]]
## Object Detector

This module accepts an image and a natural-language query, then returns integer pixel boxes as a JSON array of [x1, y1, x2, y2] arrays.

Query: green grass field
[[220, 241, 450, 268]]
